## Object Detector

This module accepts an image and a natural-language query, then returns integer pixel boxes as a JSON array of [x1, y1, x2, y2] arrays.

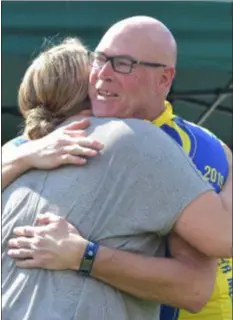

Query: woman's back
[[2, 117, 170, 320]]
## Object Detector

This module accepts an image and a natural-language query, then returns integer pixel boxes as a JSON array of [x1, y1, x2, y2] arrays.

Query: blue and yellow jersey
[[154, 101, 232, 320]]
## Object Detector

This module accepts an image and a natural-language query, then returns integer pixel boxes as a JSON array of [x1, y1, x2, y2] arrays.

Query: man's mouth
[[97, 89, 118, 98]]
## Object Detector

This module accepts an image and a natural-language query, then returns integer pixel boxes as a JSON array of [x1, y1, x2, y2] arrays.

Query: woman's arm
[[2, 142, 33, 190], [2, 120, 103, 191]]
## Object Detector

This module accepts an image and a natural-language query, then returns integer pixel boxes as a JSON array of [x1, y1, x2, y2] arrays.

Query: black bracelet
[[78, 241, 99, 276]]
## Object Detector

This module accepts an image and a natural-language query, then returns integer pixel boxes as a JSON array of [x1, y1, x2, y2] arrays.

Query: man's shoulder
[[90, 118, 170, 148], [88, 117, 176, 161], [89, 117, 163, 143], [174, 117, 219, 142], [90, 117, 156, 130]]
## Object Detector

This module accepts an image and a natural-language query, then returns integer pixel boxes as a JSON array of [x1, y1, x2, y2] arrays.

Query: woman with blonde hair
[[2, 37, 103, 190], [18, 37, 90, 140]]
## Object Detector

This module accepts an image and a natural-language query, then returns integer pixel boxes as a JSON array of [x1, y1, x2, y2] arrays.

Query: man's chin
[[92, 105, 116, 118], [93, 112, 114, 118]]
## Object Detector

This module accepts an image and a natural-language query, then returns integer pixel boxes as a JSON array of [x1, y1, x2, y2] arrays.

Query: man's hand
[[8, 213, 88, 270]]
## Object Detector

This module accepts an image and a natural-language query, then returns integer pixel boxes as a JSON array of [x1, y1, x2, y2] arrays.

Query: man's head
[[89, 16, 177, 120]]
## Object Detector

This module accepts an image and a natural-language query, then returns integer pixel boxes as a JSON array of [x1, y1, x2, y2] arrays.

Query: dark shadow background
[[2, 1, 232, 146]]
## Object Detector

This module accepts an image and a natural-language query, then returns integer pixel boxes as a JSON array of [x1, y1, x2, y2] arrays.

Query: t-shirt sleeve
[[114, 124, 214, 237]]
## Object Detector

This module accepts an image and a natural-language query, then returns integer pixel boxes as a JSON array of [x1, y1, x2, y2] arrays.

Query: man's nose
[[98, 60, 114, 81]]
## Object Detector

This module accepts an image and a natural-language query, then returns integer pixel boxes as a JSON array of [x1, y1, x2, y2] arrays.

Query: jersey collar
[[151, 101, 175, 127]]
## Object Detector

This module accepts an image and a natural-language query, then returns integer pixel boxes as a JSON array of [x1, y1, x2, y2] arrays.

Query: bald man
[[89, 16, 177, 120], [88, 18, 232, 320], [3, 16, 232, 320]]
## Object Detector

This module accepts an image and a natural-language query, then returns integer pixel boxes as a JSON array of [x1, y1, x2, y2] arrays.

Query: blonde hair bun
[[18, 37, 90, 139]]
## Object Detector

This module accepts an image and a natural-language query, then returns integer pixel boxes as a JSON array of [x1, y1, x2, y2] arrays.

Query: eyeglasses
[[88, 51, 167, 74]]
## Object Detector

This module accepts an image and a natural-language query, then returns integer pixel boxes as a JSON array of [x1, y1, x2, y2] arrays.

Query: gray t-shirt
[[2, 117, 212, 320]]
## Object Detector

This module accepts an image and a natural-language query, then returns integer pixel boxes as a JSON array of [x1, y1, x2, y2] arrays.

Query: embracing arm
[[10, 214, 217, 313], [92, 233, 217, 312], [173, 190, 232, 258], [174, 143, 232, 258], [2, 120, 103, 191], [2, 143, 32, 190]]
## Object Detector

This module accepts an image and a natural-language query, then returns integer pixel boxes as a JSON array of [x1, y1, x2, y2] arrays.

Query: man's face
[[88, 31, 162, 119]]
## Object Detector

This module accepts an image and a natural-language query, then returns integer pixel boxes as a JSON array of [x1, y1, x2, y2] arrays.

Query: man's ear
[[160, 67, 176, 90]]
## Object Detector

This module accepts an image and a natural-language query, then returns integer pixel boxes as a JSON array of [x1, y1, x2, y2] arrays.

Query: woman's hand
[[20, 119, 104, 169]]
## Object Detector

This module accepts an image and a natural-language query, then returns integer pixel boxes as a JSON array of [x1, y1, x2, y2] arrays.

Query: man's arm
[[92, 233, 217, 313], [173, 190, 232, 258], [173, 143, 232, 258], [9, 214, 217, 313], [2, 120, 103, 190]]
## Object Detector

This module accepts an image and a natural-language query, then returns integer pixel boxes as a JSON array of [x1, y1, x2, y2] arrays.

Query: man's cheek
[[88, 82, 96, 100], [89, 70, 97, 86]]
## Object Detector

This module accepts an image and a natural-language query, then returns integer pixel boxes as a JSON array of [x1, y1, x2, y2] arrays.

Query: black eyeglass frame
[[88, 51, 167, 74]]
